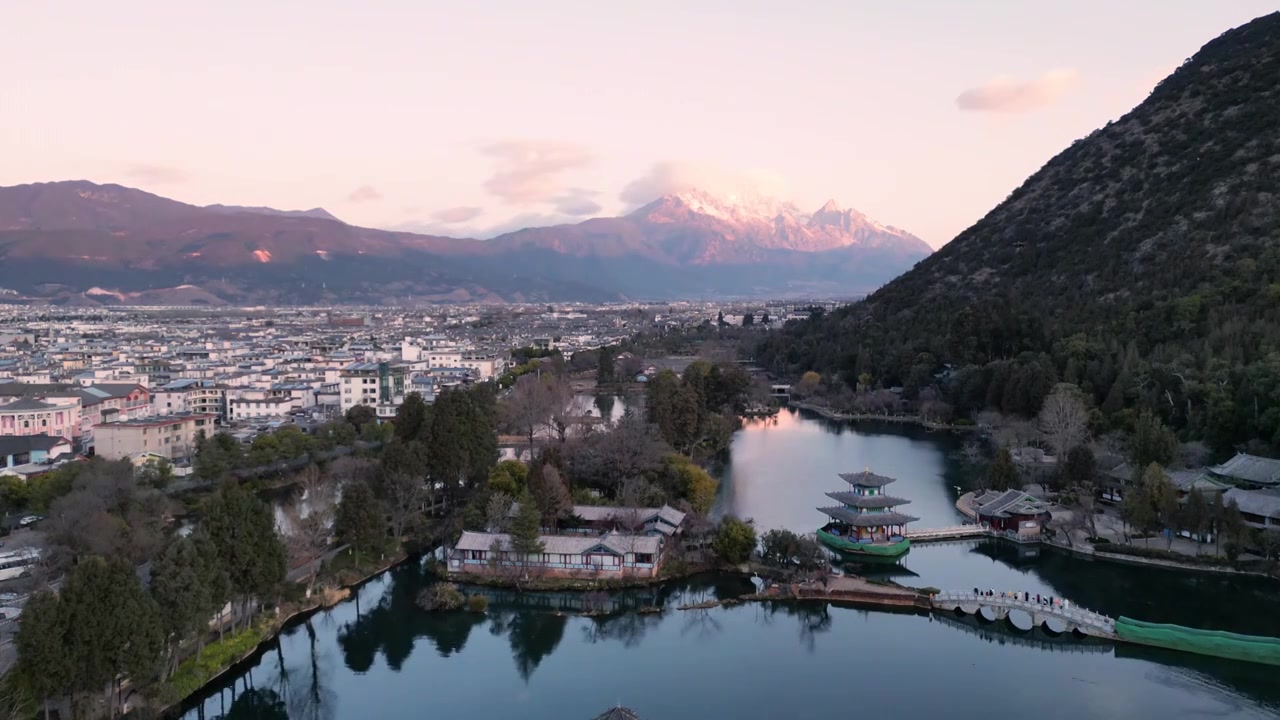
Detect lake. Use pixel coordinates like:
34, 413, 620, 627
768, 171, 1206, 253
181, 405, 1280, 719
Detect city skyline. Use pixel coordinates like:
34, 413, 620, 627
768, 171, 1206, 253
3, 0, 1274, 247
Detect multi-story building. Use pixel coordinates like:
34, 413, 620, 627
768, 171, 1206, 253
0, 396, 81, 440
339, 361, 409, 418
93, 412, 216, 461
152, 379, 227, 419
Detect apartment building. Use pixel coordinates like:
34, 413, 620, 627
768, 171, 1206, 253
93, 412, 216, 461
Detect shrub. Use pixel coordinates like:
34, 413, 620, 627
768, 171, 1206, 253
161, 625, 266, 703
467, 595, 489, 613
417, 582, 465, 611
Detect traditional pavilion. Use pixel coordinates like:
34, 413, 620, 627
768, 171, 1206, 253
817, 469, 918, 558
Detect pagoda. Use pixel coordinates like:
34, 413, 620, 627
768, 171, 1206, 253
816, 469, 918, 557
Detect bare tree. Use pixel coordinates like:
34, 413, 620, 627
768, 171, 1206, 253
1038, 383, 1091, 459
282, 465, 337, 595
503, 372, 572, 450
486, 491, 515, 533
381, 471, 426, 540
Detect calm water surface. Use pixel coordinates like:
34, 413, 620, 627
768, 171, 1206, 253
182, 404, 1280, 719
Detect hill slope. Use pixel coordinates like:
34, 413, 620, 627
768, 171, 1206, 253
759, 11, 1280, 452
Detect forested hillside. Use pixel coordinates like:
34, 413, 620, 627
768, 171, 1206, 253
757, 12, 1280, 455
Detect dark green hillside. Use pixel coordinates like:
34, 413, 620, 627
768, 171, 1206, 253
758, 12, 1280, 453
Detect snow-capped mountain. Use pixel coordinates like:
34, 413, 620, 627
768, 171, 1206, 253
0, 181, 931, 303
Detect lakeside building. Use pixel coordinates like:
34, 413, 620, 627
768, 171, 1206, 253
449, 503, 685, 578
1208, 453, 1280, 489
817, 470, 917, 558
969, 489, 1052, 534
451, 531, 664, 578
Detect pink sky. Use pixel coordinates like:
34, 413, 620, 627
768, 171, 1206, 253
2, 1, 1274, 248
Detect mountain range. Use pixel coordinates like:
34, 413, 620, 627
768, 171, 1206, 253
0, 182, 930, 305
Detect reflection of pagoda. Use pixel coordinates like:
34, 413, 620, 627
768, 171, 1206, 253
817, 469, 918, 558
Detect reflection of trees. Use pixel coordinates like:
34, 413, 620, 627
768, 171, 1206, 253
759, 601, 832, 652
337, 563, 486, 673
500, 609, 567, 681
223, 688, 289, 720
581, 610, 665, 648
594, 395, 616, 420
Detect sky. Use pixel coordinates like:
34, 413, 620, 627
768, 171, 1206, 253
3, 1, 1276, 248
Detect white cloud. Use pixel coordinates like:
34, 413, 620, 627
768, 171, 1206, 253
480, 140, 593, 204
619, 162, 787, 209
347, 185, 382, 203
123, 163, 188, 185
956, 68, 1081, 113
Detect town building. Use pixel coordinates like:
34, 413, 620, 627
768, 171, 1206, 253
339, 361, 409, 418
0, 434, 72, 469
93, 412, 216, 461
0, 396, 81, 441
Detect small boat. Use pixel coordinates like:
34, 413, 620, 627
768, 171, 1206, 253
816, 469, 918, 559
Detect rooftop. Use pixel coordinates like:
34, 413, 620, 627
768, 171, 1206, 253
454, 531, 661, 556
837, 470, 899, 488
98, 412, 216, 428
1210, 453, 1280, 487
817, 506, 918, 527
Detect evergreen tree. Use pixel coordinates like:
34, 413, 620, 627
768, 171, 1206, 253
1183, 489, 1211, 551
394, 392, 431, 443
1130, 410, 1179, 469
597, 346, 617, 385
742, 312, 754, 326
204, 483, 287, 628
335, 479, 385, 557
712, 517, 757, 565
510, 491, 545, 567
986, 447, 1021, 491
59, 557, 165, 716
150, 534, 227, 675
15, 591, 70, 720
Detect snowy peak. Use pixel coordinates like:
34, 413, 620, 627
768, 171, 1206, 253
629, 189, 929, 255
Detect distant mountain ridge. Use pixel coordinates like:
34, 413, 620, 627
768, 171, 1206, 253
0, 180, 929, 305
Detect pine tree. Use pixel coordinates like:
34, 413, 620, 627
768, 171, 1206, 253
986, 447, 1021, 491
510, 491, 545, 569
335, 479, 385, 558
394, 392, 431, 443
15, 590, 70, 720
204, 483, 286, 629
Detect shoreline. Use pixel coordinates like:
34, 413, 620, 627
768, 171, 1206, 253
789, 400, 979, 432
162, 550, 416, 718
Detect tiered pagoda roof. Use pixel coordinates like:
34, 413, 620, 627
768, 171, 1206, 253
818, 506, 918, 527
824, 491, 910, 509
818, 469, 918, 527
838, 470, 899, 487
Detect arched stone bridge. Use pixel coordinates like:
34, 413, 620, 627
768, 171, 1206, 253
931, 591, 1117, 639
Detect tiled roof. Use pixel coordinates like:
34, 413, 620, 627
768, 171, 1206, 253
837, 470, 898, 488
454, 531, 660, 556
1223, 487, 1280, 520
1210, 453, 1280, 487
817, 506, 917, 527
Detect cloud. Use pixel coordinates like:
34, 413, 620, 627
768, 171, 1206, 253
123, 163, 187, 185
552, 188, 602, 216
619, 162, 787, 209
347, 185, 382, 203
956, 68, 1081, 113
480, 140, 593, 204
431, 206, 484, 224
